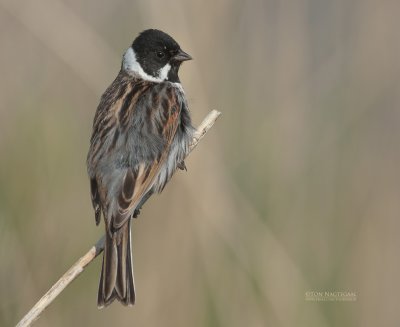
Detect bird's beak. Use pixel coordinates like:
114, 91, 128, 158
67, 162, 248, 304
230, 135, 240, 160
173, 49, 192, 62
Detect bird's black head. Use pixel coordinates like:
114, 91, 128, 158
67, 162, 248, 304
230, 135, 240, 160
123, 29, 192, 83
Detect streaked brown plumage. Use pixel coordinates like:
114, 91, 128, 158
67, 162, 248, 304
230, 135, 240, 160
87, 30, 194, 307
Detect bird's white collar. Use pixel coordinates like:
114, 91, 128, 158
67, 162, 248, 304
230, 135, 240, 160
122, 47, 171, 83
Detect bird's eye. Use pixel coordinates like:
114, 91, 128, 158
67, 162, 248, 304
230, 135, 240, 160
156, 51, 165, 58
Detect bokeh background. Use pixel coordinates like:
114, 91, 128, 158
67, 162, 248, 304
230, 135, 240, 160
1, 0, 400, 326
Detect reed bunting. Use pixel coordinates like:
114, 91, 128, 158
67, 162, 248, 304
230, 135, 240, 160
87, 29, 194, 308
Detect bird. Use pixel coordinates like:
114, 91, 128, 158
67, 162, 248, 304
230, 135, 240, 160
87, 29, 195, 308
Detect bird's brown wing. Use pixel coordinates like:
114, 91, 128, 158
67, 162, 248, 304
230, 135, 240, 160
88, 72, 152, 226
88, 72, 183, 230
111, 83, 182, 229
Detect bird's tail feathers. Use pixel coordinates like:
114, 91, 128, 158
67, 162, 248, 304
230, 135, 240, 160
98, 219, 135, 308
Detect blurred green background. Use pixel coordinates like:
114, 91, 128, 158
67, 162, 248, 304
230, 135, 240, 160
1, 0, 400, 326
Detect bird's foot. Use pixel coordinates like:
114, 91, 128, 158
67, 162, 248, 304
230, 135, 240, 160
177, 161, 187, 171
133, 208, 141, 218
